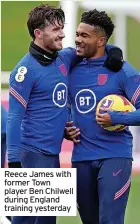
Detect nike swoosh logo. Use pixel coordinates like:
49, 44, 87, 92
44, 55, 51, 60
113, 169, 122, 176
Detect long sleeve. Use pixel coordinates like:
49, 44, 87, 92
109, 63, 140, 126
59, 47, 82, 69
109, 110, 140, 126
60, 45, 122, 70
7, 65, 35, 162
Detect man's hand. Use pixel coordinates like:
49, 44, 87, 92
64, 121, 80, 143
104, 48, 123, 72
96, 108, 112, 127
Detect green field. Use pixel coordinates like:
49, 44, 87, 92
1, 1, 140, 223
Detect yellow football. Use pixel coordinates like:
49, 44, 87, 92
96, 94, 133, 131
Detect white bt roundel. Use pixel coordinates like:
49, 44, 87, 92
75, 89, 96, 113
53, 83, 67, 107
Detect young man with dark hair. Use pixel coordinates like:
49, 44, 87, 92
67, 9, 140, 224
7, 4, 123, 224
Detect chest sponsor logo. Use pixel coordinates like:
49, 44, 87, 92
75, 89, 96, 114
53, 83, 67, 107
98, 74, 108, 85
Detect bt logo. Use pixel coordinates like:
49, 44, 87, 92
75, 89, 96, 113
53, 83, 67, 107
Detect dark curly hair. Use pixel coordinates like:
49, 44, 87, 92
81, 9, 115, 40
27, 4, 65, 39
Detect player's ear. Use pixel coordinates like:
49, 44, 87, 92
98, 36, 106, 47
34, 29, 42, 39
